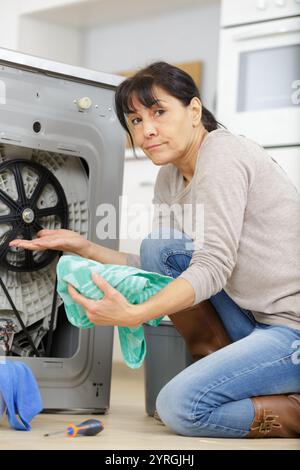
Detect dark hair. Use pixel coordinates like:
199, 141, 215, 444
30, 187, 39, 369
114, 61, 222, 148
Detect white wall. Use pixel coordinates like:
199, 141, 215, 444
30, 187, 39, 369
0, 0, 21, 50
18, 16, 83, 65
0, 0, 83, 65
19, 0, 87, 15
83, 0, 221, 110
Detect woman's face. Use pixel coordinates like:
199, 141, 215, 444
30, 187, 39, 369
127, 86, 202, 166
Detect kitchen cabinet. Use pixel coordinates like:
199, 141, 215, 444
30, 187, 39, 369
119, 156, 160, 255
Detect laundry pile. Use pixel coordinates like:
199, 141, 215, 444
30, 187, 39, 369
57, 255, 174, 368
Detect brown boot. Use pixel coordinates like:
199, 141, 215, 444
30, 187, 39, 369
247, 394, 300, 438
168, 300, 231, 362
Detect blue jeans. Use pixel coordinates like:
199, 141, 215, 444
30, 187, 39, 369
140, 229, 300, 437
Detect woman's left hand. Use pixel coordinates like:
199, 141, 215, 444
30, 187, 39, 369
68, 272, 142, 327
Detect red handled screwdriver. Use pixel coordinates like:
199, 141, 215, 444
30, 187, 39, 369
44, 419, 104, 438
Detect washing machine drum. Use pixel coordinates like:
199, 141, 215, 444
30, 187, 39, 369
0, 151, 89, 356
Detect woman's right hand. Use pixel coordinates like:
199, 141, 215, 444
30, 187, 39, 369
9, 229, 90, 257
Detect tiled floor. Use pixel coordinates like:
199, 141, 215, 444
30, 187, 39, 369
0, 362, 299, 450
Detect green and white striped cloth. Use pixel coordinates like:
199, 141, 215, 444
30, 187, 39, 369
56, 255, 173, 368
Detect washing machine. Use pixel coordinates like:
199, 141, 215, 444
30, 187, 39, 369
0, 47, 125, 412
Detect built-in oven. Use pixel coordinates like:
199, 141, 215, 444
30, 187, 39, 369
217, 0, 300, 190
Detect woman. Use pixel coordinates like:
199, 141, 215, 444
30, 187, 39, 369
10, 62, 300, 438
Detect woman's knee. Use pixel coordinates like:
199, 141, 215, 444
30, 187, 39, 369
155, 379, 212, 437
140, 228, 187, 273
140, 233, 162, 273
155, 381, 189, 435
140, 228, 193, 273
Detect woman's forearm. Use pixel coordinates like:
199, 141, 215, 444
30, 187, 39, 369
80, 240, 128, 265
136, 277, 196, 324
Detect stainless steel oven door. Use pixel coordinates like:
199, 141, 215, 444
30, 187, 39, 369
217, 16, 300, 147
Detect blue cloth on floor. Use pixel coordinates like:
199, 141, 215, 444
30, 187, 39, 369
0, 361, 43, 431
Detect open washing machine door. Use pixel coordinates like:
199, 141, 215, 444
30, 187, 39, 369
0, 48, 125, 412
